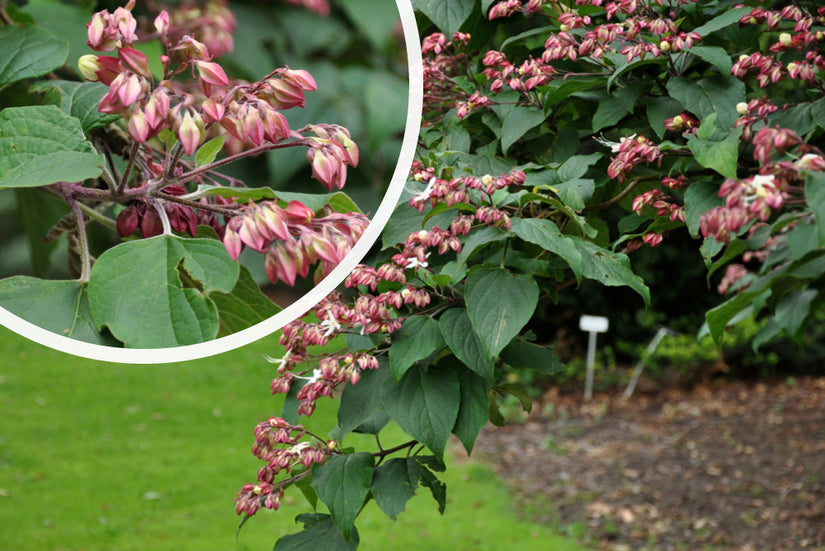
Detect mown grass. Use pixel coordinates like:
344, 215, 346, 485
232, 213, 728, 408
0, 326, 587, 551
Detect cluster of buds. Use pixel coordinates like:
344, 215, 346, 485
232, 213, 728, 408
421, 32, 474, 122
631, 188, 685, 223
664, 113, 698, 133
117, 185, 199, 238
488, 0, 547, 20
602, 134, 662, 182
734, 5, 825, 87
165, 0, 237, 59
734, 97, 780, 141
282, 0, 331, 16
268, 292, 395, 416
700, 174, 788, 243
408, 162, 526, 214
235, 417, 331, 517
222, 201, 369, 286
456, 91, 490, 120
305, 124, 360, 191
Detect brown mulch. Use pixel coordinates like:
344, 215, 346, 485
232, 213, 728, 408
471, 377, 825, 551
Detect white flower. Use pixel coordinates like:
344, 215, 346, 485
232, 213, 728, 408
595, 133, 636, 153
263, 349, 291, 367
411, 177, 436, 203
319, 312, 342, 337
404, 253, 430, 270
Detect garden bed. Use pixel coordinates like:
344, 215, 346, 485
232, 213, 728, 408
472, 377, 825, 550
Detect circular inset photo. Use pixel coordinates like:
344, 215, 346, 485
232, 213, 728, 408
0, 0, 421, 362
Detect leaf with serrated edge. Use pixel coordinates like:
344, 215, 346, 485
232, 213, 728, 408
273, 513, 359, 551
465, 267, 539, 358
87, 236, 239, 348
389, 315, 445, 380
0, 106, 104, 190
311, 453, 374, 541
439, 308, 494, 381
0, 277, 119, 346
0, 26, 67, 89
383, 365, 460, 459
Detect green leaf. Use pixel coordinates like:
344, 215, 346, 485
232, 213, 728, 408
452, 368, 489, 454
572, 238, 650, 305
412, 0, 476, 36
273, 513, 359, 551
558, 153, 603, 181
383, 365, 460, 459
194, 186, 361, 214
311, 453, 375, 541
465, 267, 539, 358
806, 171, 825, 244
371, 458, 421, 520
0, 105, 105, 190
295, 474, 319, 511
0, 277, 119, 346
195, 135, 227, 167
692, 7, 753, 37
455, 225, 507, 268
21, 0, 94, 78
87, 236, 240, 348
686, 121, 742, 179
706, 289, 771, 344
494, 382, 533, 414
509, 218, 583, 280
336, 362, 392, 438
542, 77, 606, 107
439, 308, 495, 381
0, 25, 67, 89
774, 289, 817, 339
684, 179, 723, 237
29, 80, 120, 134
666, 76, 746, 130
14, 188, 66, 277
389, 315, 445, 380
647, 96, 684, 139
501, 106, 545, 155
500, 339, 565, 376
210, 264, 281, 336
364, 71, 409, 149
593, 96, 631, 132
417, 463, 447, 514
689, 46, 732, 76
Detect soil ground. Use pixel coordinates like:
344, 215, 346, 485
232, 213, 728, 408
470, 377, 825, 551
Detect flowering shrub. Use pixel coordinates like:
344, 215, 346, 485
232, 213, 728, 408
0, 0, 368, 348
238, 0, 825, 549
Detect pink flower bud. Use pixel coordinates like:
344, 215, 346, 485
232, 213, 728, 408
112, 6, 138, 45
265, 242, 299, 286
126, 106, 150, 142
118, 48, 152, 80
283, 201, 314, 224
223, 224, 243, 260
177, 110, 204, 156
260, 104, 290, 143
195, 61, 229, 87
265, 79, 307, 110
154, 11, 169, 37
144, 88, 170, 130
170, 36, 212, 61
201, 97, 225, 123
280, 68, 317, 91
87, 11, 116, 51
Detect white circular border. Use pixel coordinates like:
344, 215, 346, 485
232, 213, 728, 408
0, 0, 423, 364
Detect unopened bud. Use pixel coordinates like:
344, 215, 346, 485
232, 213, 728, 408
736, 102, 749, 115
660, 40, 670, 51
779, 32, 793, 47
78, 55, 101, 81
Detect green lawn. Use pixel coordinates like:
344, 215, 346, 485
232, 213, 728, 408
0, 325, 587, 551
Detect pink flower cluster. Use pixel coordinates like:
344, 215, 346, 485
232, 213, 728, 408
282, 0, 331, 16
700, 126, 824, 244
165, 0, 237, 59
605, 135, 662, 182
733, 5, 825, 87
488, 0, 547, 20
223, 201, 370, 286
235, 417, 330, 517
79, 3, 319, 158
